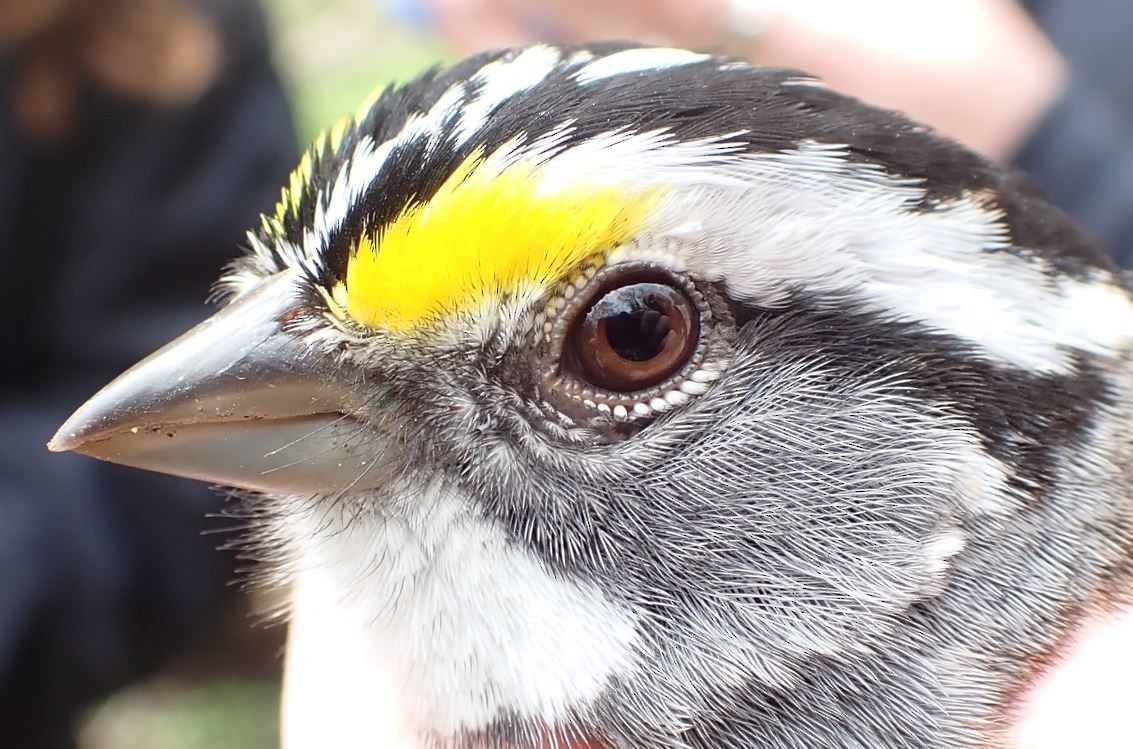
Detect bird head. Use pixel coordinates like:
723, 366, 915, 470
51, 44, 1133, 749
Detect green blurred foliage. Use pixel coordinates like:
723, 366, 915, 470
267, 0, 454, 144
81, 681, 281, 749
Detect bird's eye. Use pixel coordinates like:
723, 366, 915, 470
569, 281, 699, 391
536, 262, 732, 424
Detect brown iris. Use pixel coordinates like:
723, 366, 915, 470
569, 280, 699, 392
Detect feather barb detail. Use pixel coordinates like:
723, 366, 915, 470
341, 149, 661, 331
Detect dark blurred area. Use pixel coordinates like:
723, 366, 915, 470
1016, 0, 1133, 263
0, 0, 295, 746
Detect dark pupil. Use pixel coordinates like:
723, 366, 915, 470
603, 295, 670, 361
585, 284, 673, 360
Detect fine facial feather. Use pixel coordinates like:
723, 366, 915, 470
278, 479, 642, 740
212, 43, 1133, 749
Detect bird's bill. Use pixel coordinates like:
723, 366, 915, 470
48, 270, 385, 494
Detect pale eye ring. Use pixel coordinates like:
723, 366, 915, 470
536, 262, 728, 423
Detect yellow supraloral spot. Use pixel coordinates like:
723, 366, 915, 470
342, 151, 661, 332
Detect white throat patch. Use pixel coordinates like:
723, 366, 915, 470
279, 481, 640, 746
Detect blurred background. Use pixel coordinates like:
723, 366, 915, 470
2, 2, 450, 748
263, 0, 450, 145
2, 0, 1129, 747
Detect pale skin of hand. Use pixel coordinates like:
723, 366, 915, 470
426, 0, 1066, 162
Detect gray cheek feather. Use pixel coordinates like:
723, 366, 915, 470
437, 315, 1133, 749
466, 346, 975, 738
